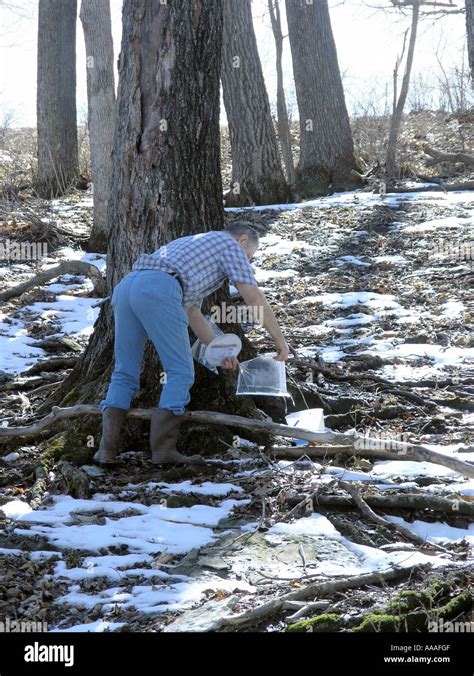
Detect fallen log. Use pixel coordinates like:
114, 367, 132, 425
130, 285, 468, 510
1, 404, 474, 479
304, 492, 474, 518
423, 146, 474, 167
0, 260, 105, 302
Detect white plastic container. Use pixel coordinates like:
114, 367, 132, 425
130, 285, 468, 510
204, 333, 242, 366
236, 354, 289, 397
285, 408, 325, 446
191, 317, 241, 373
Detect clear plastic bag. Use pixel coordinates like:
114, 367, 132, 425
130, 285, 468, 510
236, 354, 289, 397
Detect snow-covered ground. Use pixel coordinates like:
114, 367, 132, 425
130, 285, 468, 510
1, 186, 473, 631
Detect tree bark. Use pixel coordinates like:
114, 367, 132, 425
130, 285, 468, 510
285, 0, 361, 196
221, 0, 290, 206
79, 0, 116, 253
268, 0, 295, 185
385, 0, 420, 180
45, 0, 276, 454
466, 0, 474, 84
37, 0, 79, 198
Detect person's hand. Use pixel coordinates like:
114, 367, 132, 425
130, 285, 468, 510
273, 339, 289, 361
221, 356, 240, 370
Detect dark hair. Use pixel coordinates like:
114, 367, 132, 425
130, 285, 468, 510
224, 221, 259, 245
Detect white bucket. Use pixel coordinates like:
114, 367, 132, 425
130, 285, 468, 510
285, 408, 325, 445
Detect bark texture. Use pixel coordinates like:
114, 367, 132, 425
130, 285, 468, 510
222, 0, 290, 206
268, 0, 295, 185
285, 0, 361, 196
80, 0, 116, 253
466, 0, 474, 83
37, 0, 79, 198
46, 0, 276, 454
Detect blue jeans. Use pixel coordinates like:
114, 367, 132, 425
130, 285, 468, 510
100, 269, 194, 415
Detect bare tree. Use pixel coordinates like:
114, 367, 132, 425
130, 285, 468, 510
221, 0, 290, 206
466, 0, 474, 82
268, 0, 295, 185
385, 0, 420, 180
37, 0, 78, 197
285, 0, 362, 196
80, 0, 116, 253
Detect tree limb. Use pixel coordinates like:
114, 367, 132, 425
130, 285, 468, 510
0, 260, 105, 302
1, 405, 474, 479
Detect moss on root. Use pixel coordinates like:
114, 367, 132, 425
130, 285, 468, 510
41, 415, 102, 467
352, 575, 472, 633
286, 574, 472, 634
352, 611, 427, 633
285, 614, 342, 633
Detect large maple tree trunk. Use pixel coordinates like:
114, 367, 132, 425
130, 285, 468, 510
221, 0, 290, 206
47, 0, 277, 457
285, 0, 362, 196
80, 0, 116, 253
36, 0, 79, 198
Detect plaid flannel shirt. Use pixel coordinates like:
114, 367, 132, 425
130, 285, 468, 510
132, 230, 257, 308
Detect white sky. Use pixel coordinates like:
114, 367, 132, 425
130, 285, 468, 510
0, 0, 468, 127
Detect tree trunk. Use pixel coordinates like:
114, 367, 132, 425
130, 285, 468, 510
285, 0, 361, 196
221, 0, 290, 206
37, 0, 79, 198
268, 0, 295, 185
79, 0, 116, 253
466, 0, 474, 84
385, 0, 420, 180
46, 0, 276, 457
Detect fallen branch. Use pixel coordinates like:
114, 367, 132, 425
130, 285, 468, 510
286, 491, 474, 517
290, 357, 437, 408
269, 444, 474, 479
423, 146, 474, 167
2, 404, 474, 479
0, 260, 105, 302
22, 357, 79, 376
165, 563, 430, 631
0, 373, 64, 392
339, 481, 427, 545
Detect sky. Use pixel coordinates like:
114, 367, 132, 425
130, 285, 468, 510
0, 0, 469, 128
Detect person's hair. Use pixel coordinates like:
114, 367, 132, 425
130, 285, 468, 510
224, 221, 259, 246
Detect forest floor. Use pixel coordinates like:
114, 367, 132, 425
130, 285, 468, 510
0, 184, 473, 632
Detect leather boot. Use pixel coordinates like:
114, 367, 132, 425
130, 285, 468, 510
93, 407, 128, 466
150, 407, 204, 465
